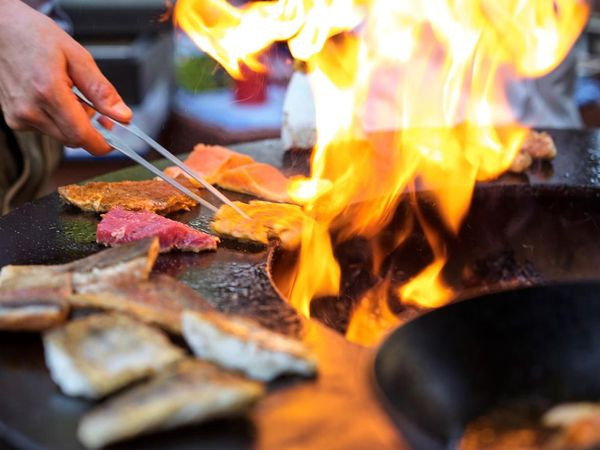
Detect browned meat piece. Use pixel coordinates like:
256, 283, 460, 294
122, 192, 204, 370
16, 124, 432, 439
510, 131, 557, 173
78, 359, 264, 449
211, 200, 305, 250
58, 177, 199, 215
70, 274, 213, 334
44, 313, 184, 399
0, 270, 71, 331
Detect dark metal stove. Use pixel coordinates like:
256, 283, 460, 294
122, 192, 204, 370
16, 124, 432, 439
2, 129, 600, 449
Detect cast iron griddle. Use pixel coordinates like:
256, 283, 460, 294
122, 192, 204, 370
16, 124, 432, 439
1, 130, 600, 449
0, 139, 404, 450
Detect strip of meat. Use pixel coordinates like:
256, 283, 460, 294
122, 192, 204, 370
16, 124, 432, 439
0, 238, 159, 295
44, 313, 184, 400
70, 274, 213, 334
58, 176, 198, 215
182, 309, 317, 381
77, 359, 264, 449
211, 200, 305, 250
215, 163, 291, 203
0, 270, 71, 331
97, 208, 219, 253
164, 143, 254, 184
164, 144, 292, 203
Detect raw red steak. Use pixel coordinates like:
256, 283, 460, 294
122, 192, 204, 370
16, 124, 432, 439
97, 208, 219, 253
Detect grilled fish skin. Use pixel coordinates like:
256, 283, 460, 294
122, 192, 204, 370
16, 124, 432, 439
182, 309, 317, 381
70, 274, 213, 334
0, 238, 160, 296
211, 200, 305, 250
77, 359, 264, 449
44, 313, 184, 399
58, 177, 199, 215
0, 270, 71, 331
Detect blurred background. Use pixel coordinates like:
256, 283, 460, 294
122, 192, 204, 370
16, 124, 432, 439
45, 0, 600, 194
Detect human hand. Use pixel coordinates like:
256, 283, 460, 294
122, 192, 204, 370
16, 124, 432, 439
0, 0, 132, 155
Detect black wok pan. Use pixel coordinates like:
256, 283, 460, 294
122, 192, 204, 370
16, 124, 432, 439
373, 282, 600, 449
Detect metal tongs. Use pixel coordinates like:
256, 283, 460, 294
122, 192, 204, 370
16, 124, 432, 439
73, 88, 249, 219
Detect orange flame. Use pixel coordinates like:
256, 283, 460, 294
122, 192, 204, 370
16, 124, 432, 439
175, 0, 588, 344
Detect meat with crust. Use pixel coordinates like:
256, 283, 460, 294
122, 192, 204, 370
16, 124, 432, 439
78, 359, 264, 449
97, 208, 219, 253
211, 200, 305, 250
183, 309, 317, 381
43, 313, 184, 399
58, 177, 198, 215
70, 274, 213, 334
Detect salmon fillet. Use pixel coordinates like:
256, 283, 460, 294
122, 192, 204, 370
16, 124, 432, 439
70, 274, 213, 334
210, 200, 305, 250
58, 177, 198, 215
78, 359, 264, 449
97, 208, 219, 253
164, 144, 291, 202
164, 143, 254, 184
215, 163, 291, 203
44, 313, 184, 399
182, 309, 317, 381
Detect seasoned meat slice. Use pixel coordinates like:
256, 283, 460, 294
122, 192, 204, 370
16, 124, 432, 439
58, 177, 198, 214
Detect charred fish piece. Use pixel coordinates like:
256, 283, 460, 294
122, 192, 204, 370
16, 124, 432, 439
70, 274, 213, 334
0, 238, 160, 295
78, 359, 264, 449
182, 309, 317, 381
44, 313, 184, 399
0, 270, 71, 331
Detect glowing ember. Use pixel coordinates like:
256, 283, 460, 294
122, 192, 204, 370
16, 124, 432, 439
175, 0, 588, 344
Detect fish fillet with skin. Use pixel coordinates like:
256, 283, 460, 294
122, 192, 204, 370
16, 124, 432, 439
58, 176, 198, 215
78, 359, 264, 449
182, 309, 317, 381
211, 200, 305, 250
0, 239, 158, 329
0, 270, 72, 331
97, 208, 219, 253
70, 274, 213, 334
44, 313, 184, 399
164, 144, 291, 202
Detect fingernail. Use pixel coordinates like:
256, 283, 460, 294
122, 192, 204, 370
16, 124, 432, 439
113, 102, 132, 119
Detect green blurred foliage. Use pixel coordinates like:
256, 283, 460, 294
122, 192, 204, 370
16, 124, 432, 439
176, 57, 232, 92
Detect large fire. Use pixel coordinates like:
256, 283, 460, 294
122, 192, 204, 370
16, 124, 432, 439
175, 0, 588, 344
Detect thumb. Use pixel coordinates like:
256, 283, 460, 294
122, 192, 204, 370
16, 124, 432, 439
65, 43, 132, 123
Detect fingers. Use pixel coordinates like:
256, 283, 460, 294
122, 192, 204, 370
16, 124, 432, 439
65, 43, 132, 124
